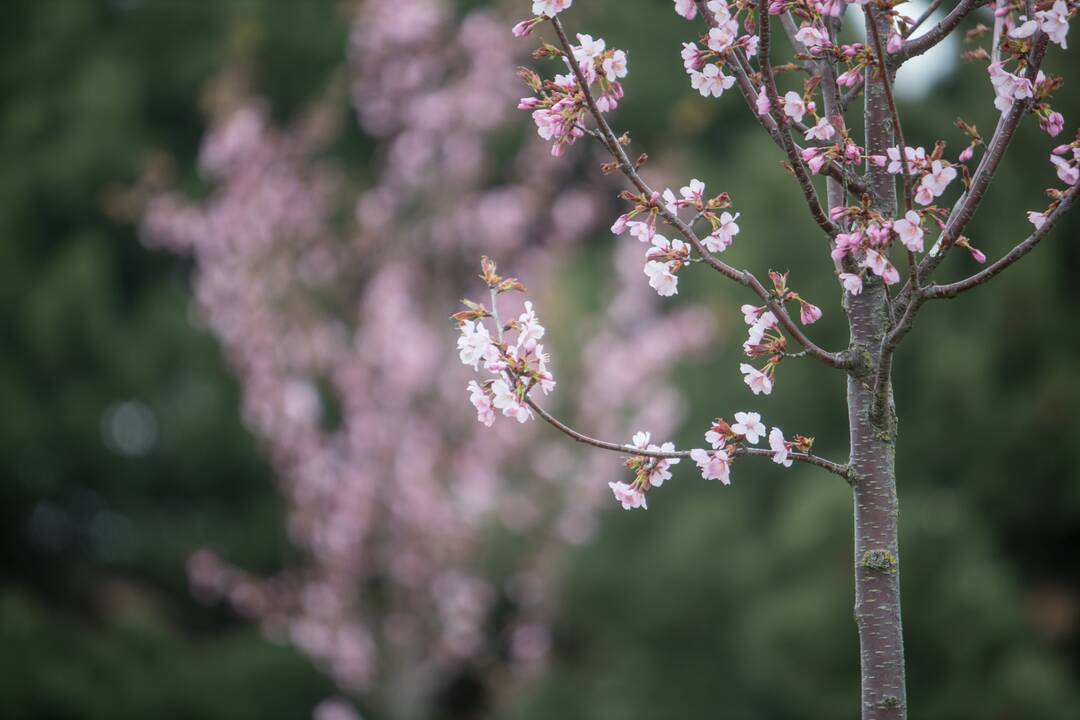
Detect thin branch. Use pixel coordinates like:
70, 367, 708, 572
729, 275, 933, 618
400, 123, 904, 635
903, 0, 945, 38
549, 15, 852, 370
757, 11, 842, 239
898, 35, 1049, 307
991, 0, 1006, 65
894, 0, 988, 65
524, 396, 853, 479
866, 4, 921, 291
694, 0, 867, 199
924, 183, 1079, 299
839, 82, 865, 114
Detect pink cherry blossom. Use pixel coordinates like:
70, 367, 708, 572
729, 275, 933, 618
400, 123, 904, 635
1009, 18, 1039, 39
574, 33, 606, 62
741, 303, 762, 325
644, 260, 679, 296
988, 62, 1034, 113
608, 481, 647, 510
491, 378, 532, 423
603, 50, 629, 82
704, 211, 740, 252
769, 427, 793, 467
916, 160, 958, 204
864, 248, 900, 285
1050, 154, 1079, 185
893, 210, 924, 252
467, 381, 496, 426
839, 272, 864, 295
1036, 0, 1071, 49
532, 0, 572, 18
690, 447, 731, 484
681, 42, 706, 71
782, 91, 807, 123
731, 411, 766, 443
804, 117, 836, 142
631, 431, 680, 486
707, 20, 740, 53
673, 0, 698, 19
794, 24, 829, 52
740, 363, 773, 395
886, 145, 925, 174
691, 64, 736, 98
1027, 210, 1048, 229
458, 319, 493, 369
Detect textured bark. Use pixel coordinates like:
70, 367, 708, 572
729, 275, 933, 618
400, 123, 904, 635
847, 10, 907, 719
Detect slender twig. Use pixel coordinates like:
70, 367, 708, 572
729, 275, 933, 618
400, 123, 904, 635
924, 183, 1079, 299
991, 0, 1005, 65
549, 15, 852, 370
694, 0, 867, 198
897, 35, 1048, 308
866, 4, 921, 292
894, 0, 988, 65
524, 396, 852, 479
757, 11, 841, 239
873, 34, 1052, 421
903, 0, 945, 38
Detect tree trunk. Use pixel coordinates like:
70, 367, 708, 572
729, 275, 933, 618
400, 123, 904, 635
847, 10, 907, 719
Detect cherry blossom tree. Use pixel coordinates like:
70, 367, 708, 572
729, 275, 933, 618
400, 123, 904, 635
457, 1, 1077, 717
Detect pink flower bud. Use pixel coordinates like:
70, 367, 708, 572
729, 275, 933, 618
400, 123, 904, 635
512, 19, 535, 38
958, 146, 974, 162
799, 302, 823, 325
886, 32, 902, 54
1041, 111, 1064, 138
755, 88, 771, 116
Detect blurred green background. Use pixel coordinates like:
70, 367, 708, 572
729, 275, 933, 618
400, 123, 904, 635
2, 0, 1078, 718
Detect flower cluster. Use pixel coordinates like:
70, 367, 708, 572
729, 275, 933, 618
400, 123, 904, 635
607, 411, 813, 510
609, 431, 680, 509
612, 179, 740, 297
736, 272, 821, 394
800, 116, 867, 176
867, 144, 960, 206
456, 258, 555, 425
1005, 1, 1072, 50
515, 29, 629, 155
988, 2, 1071, 131
677, 2, 759, 99
1030, 133, 1080, 227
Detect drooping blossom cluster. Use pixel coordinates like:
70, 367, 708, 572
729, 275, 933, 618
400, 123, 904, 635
676, 1, 759, 99
975, 1, 1071, 135
517, 30, 628, 155
609, 178, 739, 296
735, 271, 822, 395
456, 258, 556, 425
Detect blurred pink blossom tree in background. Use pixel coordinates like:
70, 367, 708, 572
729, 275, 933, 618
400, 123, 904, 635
137, 0, 712, 716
